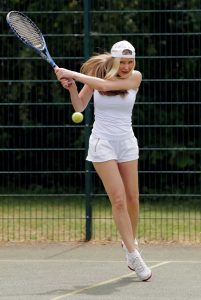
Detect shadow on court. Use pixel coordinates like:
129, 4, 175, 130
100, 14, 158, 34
0, 242, 200, 300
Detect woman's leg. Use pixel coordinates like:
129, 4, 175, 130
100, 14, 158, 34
93, 160, 135, 253
118, 160, 139, 240
93, 159, 152, 281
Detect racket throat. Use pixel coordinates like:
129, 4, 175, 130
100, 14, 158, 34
40, 48, 57, 68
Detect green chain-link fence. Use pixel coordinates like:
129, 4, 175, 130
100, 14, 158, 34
0, 0, 200, 242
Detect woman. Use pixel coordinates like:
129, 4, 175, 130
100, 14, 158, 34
55, 40, 152, 281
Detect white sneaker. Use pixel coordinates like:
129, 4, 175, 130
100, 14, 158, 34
127, 249, 152, 281
121, 239, 139, 251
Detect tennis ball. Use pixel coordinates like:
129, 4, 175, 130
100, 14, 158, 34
72, 112, 84, 123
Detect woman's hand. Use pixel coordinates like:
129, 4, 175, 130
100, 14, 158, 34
60, 78, 75, 90
54, 67, 76, 90
54, 67, 75, 81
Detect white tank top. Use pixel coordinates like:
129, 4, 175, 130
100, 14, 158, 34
92, 89, 138, 140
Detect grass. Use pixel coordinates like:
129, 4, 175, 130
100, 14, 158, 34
0, 196, 200, 243
92, 197, 201, 243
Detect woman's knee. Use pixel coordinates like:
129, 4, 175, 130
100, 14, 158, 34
110, 192, 127, 211
126, 192, 139, 205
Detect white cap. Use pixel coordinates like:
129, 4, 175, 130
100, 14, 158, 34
111, 40, 135, 58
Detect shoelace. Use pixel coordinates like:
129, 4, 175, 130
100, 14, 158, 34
129, 253, 146, 273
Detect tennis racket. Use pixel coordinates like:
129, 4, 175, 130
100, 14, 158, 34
6, 11, 57, 68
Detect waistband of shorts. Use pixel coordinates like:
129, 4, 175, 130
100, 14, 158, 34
91, 131, 134, 141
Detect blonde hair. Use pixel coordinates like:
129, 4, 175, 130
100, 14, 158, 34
80, 53, 127, 96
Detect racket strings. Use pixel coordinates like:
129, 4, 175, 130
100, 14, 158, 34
9, 14, 44, 50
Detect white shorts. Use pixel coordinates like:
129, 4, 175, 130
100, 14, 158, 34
86, 134, 139, 163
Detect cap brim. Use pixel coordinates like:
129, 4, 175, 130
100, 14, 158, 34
111, 53, 135, 58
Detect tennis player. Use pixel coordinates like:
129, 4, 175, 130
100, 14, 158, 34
55, 40, 152, 281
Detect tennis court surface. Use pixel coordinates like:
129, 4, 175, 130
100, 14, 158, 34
0, 242, 200, 300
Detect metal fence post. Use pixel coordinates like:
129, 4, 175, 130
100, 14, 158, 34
84, 0, 92, 241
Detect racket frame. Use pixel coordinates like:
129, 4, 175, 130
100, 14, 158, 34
6, 11, 57, 68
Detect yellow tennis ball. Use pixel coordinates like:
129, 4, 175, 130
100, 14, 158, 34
72, 112, 84, 123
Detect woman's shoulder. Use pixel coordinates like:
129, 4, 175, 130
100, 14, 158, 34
131, 70, 142, 79
129, 70, 142, 89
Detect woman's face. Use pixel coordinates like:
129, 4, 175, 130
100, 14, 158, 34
117, 58, 135, 78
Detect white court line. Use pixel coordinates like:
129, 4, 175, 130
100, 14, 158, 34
0, 259, 152, 263
0, 259, 200, 263
50, 261, 170, 300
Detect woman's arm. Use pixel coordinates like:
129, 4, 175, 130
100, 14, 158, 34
59, 78, 93, 112
55, 68, 142, 91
